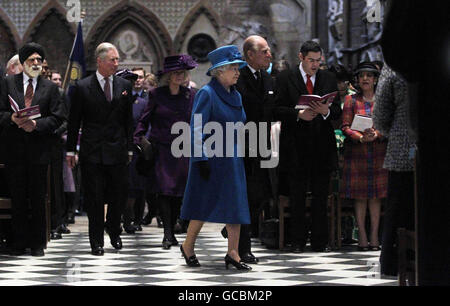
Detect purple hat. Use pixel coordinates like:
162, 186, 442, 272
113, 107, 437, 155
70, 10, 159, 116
157, 54, 198, 77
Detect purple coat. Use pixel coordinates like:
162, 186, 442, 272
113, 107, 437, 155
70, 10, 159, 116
134, 86, 194, 196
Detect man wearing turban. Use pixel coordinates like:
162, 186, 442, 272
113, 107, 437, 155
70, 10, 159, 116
0, 42, 66, 256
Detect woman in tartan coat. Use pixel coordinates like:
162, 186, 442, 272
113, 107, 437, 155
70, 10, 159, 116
340, 62, 388, 251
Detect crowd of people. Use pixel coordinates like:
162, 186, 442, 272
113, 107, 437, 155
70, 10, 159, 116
0, 36, 415, 276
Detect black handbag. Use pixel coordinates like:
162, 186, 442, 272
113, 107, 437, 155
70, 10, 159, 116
135, 137, 156, 177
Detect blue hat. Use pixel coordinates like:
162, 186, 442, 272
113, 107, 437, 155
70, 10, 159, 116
206, 45, 247, 76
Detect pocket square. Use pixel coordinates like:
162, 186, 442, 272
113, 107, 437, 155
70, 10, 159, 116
268, 91, 274, 95
122, 90, 128, 96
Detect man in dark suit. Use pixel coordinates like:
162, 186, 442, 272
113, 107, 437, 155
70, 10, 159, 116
66, 42, 134, 256
0, 42, 65, 256
233, 35, 275, 264
275, 41, 341, 253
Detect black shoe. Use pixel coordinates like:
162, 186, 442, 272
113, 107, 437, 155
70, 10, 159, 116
124, 224, 136, 234
51, 231, 62, 240
31, 248, 44, 257
357, 245, 370, 252
180, 245, 201, 267
91, 246, 104, 256
225, 254, 252, 271
171, 236, 179, 246
312, 246, 332, 253
57, 224, 71, 234
162, 238, 172, 249
110, 236, 122, 250
221, 226, 228, 239
10, 248, 26, 256
134, 224, 143, 232
369, 245, 381, 251
291, 244, 304, 253
240, 252, 259, 264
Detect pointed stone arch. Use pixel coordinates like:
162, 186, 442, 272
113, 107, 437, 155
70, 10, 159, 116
21, 0, 76, 75
22, 0, 77, 44
173, 0, 221, 54
0, 7, 22, 66
84, 0, 172, 73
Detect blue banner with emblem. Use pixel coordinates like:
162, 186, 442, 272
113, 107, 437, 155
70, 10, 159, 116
63, 21, 86, 96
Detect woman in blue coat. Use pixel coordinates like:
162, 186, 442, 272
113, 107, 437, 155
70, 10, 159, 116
180, 45, 251, 270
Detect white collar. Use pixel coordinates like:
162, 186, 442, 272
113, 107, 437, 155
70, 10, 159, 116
96, 70, 113, 83
23, 72, 38, 85
247, 65, 259, 78
299, 62, 316, 81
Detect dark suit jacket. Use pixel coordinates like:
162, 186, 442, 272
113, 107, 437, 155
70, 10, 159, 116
274, 67, 341, 177
236, 66, 275, 165
236, 66, 275, 203
66, 74, 133, 165
0, 74, 65, 165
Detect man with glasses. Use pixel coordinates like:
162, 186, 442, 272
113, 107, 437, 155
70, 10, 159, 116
0, 42, 65, 256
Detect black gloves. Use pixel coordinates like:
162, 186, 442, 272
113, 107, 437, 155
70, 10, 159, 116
198, 161, 210, 180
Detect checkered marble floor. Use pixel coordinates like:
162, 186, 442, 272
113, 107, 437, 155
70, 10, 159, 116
0, 218, 397, 286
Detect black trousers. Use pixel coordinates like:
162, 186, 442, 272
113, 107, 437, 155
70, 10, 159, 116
49, 144, 65, 230
380, 171, 415, 276
288, 170, 330, 249
81, 162, 128, 249
6, 163, 48, 250
239, 165, 272, 255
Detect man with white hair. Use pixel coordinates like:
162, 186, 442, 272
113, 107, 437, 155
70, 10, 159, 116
6, 54, 23, 76
66, 42, 134, 256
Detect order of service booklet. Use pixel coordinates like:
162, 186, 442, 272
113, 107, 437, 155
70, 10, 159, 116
9, 94, 41, 120
295, 91, 338, 110
350, 114, 373, 132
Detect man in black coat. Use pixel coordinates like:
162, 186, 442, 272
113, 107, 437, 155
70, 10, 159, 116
0, 42, 65, 256
274, 41, 341, 253
233, 35, 275, 264
66, 42, 134, 256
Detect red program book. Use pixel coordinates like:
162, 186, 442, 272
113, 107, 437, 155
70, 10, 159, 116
9, 94, 41, 119
295, 91, 338, 110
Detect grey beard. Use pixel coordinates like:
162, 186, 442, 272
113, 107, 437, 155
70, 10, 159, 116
24, 64, 42, 78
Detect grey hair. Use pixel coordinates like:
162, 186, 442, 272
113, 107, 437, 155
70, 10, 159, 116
159, 70, 188, 87
209, 65, 229, 78
6, 54, 20, 69
95, 42, 118, 60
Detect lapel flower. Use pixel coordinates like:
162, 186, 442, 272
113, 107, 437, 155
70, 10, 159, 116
122, 90, 128, 96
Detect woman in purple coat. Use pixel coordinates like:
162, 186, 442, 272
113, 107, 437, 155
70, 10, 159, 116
134, 55, 197, 249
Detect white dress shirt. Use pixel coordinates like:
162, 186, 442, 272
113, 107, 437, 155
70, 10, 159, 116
23, 72, 38, 95
67, 71, 133, 158
247, 64, 259, 79
298, 62, 330, 120
96, 70, 113, 99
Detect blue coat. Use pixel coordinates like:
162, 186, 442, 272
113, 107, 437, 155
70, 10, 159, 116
181, 78, 250, 224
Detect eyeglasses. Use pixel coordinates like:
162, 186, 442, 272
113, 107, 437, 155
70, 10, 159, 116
27, 57, 43, 64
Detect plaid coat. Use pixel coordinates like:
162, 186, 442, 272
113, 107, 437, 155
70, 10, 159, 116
340, 94, 388, 199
